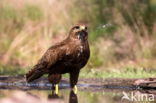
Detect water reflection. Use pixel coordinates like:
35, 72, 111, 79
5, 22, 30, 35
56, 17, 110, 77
46, 89, 156, 103
48, 92, 60, 99
1, 89, 156, 103
48, 90, 78, 103
69, 90, 78, 103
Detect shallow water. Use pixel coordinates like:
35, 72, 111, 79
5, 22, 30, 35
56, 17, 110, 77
0, 89, 139, 103
0, 85, 156, 103
0, 76, 156, 103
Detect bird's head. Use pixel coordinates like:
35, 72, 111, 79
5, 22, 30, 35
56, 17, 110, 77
69, 24, 88, 42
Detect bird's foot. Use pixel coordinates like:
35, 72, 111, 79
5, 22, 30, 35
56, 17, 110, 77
73, 85, 77, 94
55, 84, 59, 94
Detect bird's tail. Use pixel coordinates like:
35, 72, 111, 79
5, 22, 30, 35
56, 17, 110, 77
26, 65, 45, 83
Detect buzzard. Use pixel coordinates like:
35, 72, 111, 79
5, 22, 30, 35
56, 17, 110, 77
26, 24, 90, 94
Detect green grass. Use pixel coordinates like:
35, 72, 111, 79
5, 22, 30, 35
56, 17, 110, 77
79, 68, 156, 78
0, 65, 27, 76
24, 4, 43, 21
1, 65, 155, 78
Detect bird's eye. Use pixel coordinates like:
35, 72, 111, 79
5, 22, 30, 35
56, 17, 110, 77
75, 26, 80, 29
85, 27, 87, 30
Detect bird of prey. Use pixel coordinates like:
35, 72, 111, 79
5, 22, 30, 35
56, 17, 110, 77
26, 24, 90, 94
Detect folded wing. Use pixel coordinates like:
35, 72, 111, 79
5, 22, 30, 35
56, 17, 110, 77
26, 44, 66, 82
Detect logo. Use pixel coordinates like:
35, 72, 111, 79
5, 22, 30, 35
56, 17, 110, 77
121, 91, 154, 101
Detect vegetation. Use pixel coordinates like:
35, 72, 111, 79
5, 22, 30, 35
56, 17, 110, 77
0, 0, 156, 78
1, 65, 156, 78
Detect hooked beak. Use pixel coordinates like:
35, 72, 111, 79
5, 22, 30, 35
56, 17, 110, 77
77, 30, 87, 41
80, 26, 85, 31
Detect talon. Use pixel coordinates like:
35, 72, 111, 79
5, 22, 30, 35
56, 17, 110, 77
73, 85, 77, 94
55, 84, 59, 94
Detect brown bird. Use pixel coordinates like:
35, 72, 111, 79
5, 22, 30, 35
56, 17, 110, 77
26, 24, 90, 94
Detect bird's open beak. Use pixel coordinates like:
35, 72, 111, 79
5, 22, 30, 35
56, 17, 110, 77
80, 26, 85, 31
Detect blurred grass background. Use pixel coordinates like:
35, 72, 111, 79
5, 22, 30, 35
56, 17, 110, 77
0, 0, 156, 78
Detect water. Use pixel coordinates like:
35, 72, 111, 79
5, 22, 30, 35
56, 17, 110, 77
0, 82, 156, 103
0, 89, 135, 103
0, 76, 156, 103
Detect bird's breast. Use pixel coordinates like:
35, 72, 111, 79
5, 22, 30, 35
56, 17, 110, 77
68, 43, 89, 67
77, 45, 83, 57
50, 42, 90, 74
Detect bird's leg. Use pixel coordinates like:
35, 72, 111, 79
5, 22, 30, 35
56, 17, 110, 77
73, 85, 77, 94
70, 70, 80, 94
48, 74, 61, 95
55, 84, 59, 94
51, 84, 58, 94
51, 84, 55, 94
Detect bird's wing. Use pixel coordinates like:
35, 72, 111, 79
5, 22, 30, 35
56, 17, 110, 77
41, 45, 66, 69
26, 44, 67, 82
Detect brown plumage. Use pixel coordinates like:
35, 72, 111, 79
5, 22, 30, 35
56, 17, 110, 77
26, 24, 90, 89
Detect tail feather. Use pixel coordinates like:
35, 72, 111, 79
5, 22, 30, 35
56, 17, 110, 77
26, 60, 48, 83
26, 65, 45, 82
